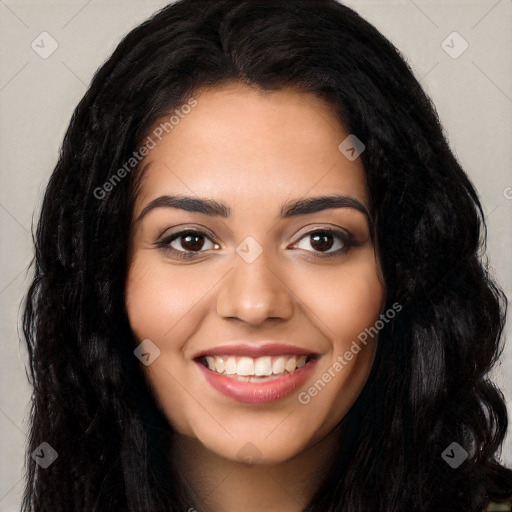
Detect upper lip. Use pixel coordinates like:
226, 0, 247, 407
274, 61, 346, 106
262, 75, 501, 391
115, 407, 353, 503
193, 343, 318, 359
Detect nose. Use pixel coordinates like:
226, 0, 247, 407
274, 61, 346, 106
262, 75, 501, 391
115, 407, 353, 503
216, 249, 295, 326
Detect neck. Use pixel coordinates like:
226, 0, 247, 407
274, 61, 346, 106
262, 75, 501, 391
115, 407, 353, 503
170, 422, 344, 512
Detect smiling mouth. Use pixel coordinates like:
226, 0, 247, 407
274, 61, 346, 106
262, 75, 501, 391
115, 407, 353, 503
197, 354, 316, 383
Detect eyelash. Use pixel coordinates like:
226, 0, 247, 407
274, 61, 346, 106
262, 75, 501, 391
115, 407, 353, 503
155, 228, 360, 260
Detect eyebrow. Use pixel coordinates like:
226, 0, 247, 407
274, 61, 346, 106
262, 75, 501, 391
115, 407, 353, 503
135, 194, 371, 223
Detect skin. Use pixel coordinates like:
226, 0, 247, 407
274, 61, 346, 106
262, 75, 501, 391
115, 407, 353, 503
125, 82, 385, 512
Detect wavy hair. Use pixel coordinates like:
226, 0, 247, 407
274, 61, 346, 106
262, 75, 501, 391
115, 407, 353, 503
22, 0, 512, 510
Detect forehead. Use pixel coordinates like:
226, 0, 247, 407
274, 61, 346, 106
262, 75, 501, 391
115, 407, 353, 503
134, 83, 368, 212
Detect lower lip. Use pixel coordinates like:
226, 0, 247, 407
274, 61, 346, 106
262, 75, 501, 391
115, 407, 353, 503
196, 359, 317, 403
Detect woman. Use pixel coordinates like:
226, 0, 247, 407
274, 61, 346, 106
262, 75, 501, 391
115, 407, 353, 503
22, 0, 512, 510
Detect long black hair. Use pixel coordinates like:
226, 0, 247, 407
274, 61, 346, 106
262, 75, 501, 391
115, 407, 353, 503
22, 0, 512, 510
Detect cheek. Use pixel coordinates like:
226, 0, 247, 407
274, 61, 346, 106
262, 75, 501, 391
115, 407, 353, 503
295, 259, 384, 436
304, 257, 385, 349
125, 256, 211, 433
125, 254, 214, 343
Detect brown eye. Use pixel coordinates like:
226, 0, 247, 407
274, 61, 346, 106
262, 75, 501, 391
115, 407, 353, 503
157, 230, 219, 259
309, 232, 336, 252
293, 229, 356, 258
178, 233, 206, 252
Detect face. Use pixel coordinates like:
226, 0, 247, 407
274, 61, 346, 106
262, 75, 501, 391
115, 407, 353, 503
125, 83, 385, 464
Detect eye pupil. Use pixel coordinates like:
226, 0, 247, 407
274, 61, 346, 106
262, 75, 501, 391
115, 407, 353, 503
310, 232, 334, 252
181, 234, 204, 251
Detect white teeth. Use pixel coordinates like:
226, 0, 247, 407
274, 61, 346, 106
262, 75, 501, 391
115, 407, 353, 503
202, 354, 311, 377
285, 356, 297, 373
237, 357, 254, 376
254, 356, 272, 376
214, 357, 225, 373
225, 357, 237, 375
205, 356, 215, 370
272, 357, 285, 374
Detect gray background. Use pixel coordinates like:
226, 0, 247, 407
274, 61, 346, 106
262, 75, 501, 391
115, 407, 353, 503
1, 1, 511, 510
